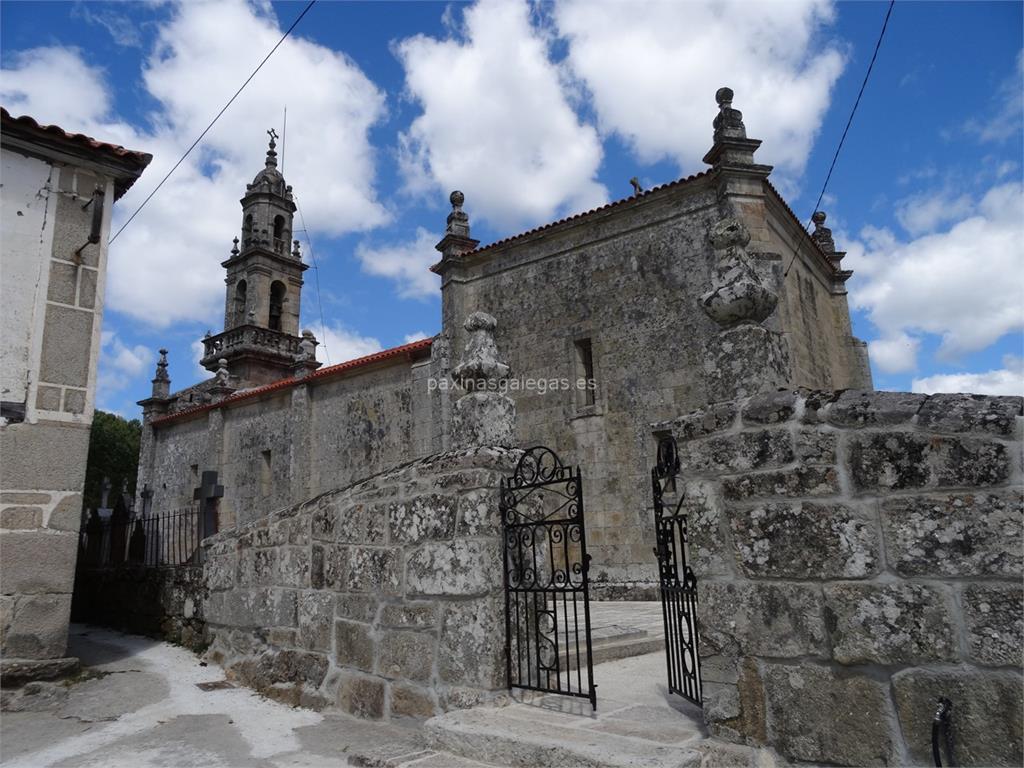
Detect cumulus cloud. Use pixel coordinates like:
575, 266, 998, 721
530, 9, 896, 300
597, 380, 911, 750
895, 190, 974, 237
868, 333, 920, 374
97, 331, 154, 406
1, 0, 388, 329
316, 325, 382, 366
553, 0, 845, 181
355, 227, 441, 300
912, 355, 1024, 396
403, 331, 430, 343
396, 0, 607, 229
846, 181, 1024, 366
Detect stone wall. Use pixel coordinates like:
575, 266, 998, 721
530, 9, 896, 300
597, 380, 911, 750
140, 341, 436, 529
656, 389, 1023, 766
1, 144, 138, 683
70, 565, 207, 651
202, 446, 517, 719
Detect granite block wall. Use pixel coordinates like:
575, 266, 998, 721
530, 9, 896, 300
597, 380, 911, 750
655, 389, 1023, 766
71, 565, 207, 651
202, 446, 518, 720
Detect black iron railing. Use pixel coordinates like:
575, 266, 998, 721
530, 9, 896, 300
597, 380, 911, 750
78, 507, 205, 569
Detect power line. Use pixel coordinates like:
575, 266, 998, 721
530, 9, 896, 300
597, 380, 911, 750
292, 192, 331, 365
109, 0, 317, 244
786, 0, 896, 277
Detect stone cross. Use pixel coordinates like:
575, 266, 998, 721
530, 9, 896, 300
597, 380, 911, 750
193, 470, 224, 538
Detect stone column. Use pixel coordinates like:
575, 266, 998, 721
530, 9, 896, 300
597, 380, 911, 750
699, 217, 792, 402
450, 312, 515, 449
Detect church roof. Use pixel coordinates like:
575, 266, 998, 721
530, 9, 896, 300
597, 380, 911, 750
151, 337, 434, 427
432, 168, 837, 275
1, 108, 152, 199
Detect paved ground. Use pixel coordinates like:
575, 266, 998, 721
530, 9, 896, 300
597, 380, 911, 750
1, 625, 429, 768
1, 607, 770, 767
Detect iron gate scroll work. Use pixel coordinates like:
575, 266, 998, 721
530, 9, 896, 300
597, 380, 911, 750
500, 447, 597, 709
652, 435, 703, 706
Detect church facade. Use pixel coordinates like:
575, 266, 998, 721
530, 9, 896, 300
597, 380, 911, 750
136, 89, 871, 594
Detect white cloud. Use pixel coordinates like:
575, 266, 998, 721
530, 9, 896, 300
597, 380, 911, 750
868, 333, 920, 374
957, 50, 1023, 144
553, 0, 845, 182
0, 47, 112, 129
895, 190, 974, 237
403, 331, 430, 343
1, 0, 389, 329
396, 0, 607, 229
847, 182, 1024, 363
316, 325, 382, 366
355, 228, 441, 300
912, 355, 1024, 396
97, 331, 154, 404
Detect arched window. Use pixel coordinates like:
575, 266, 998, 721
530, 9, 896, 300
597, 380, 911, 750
234, 280, 247, 325
269, 281, 286, 332
273, 215, 285, 240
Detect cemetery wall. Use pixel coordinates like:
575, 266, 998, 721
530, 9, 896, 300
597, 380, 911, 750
202, 446, 518, 720
656, 388, 1023, 766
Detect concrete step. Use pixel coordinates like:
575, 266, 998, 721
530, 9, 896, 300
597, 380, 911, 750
424, 700, 703, 768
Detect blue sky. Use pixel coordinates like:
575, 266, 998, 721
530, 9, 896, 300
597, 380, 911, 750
2, 0, 1021, 416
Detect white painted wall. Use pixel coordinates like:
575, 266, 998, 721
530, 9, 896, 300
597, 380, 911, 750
1, 148, 56, 406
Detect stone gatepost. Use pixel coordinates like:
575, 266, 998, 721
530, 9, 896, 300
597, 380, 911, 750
699, 216, 791, 401
450, 311, 515, 449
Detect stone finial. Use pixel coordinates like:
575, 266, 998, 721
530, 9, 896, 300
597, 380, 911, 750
292, 329, 322, 378
630, 177, 643, 196
699, 216, 778, 327
265, 128, 279, 168
703, 87, 769, 172
435, 190, 480, 262
446, 190, 471, 239
713, 87, 746, 141
216, 358, 230, 384
299, 330, 317, 360
451, 311, 515, 449
231, 237, 240, 257
151, 348, 171, 399
811, 211, 835, 254
292, 239, 302, 260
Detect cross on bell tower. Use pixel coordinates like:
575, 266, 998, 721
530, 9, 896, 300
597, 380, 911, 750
199, 128, 318, 387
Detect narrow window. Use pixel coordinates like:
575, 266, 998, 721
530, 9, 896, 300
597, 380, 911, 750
574, 338, 596, 406
269, 281, 286, 332
190, 464, 199, 483
273, 215, 285, 240
260, 450, 272, 497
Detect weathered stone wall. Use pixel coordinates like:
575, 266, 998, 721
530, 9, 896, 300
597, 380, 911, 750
70, 565, 207, 651
202, 446, 517, 720
656, 389, 1023, 766
439, 176, 869, 595
142, 347, 436, 528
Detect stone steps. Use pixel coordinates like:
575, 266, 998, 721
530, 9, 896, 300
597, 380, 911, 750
424, 695, 704, 768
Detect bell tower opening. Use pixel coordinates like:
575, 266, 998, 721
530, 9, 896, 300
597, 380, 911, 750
269, 281, 285, 332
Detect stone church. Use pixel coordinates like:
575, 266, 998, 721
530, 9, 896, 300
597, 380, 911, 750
136, 88, 871, 595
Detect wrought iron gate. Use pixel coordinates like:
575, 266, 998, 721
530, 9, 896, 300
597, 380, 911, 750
500, 446, 597, 709
652, 435, 703, 706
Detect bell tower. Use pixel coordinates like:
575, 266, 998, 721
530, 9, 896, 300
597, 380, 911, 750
199, 129, 318, 386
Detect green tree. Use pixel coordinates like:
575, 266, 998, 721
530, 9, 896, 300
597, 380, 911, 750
82, 411, 142, 511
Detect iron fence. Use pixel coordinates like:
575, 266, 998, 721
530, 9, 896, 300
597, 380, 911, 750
78, 506, 205, 569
